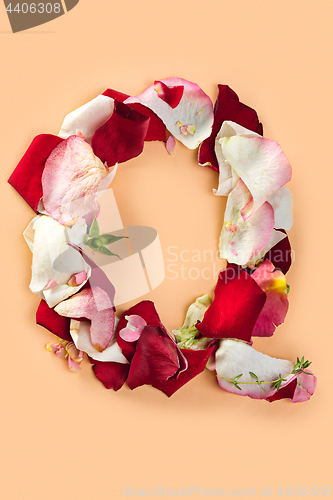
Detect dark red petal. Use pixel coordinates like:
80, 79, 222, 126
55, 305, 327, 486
36, 299, 71, 342
102, 89, 166, 142
198, 85, 263, 171
91, 360, 129, 391
91, 100, 149, 166
266, 378, 297, 402
265, 230, 292, 274
154, 344, 216, 397
126, 326, 182, 390
115, 301, 164, 362
8, 134, 63, 212
153, 80, 184, 109
196, 264, 266, 342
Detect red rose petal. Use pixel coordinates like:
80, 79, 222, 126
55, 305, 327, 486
126, 325, 185, 390
91, 359, 130, 391
91, 100, 150, 166
265, 230, 292, 274
103, 89, 166, 142
196, 264, 266, 342
36, 299, 72, 342
154, 344, 216, 397
153, 80, 184, 109
266, 378, 297, 402
8, 134, 63, 212
198, 85, 263, 172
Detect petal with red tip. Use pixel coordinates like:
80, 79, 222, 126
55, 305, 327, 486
102, 88, 166, 142
153, 80, 184, 108
251, 260, 289, 337
221, 136, 292, 219
215, 339, 294, 399
125, 78, 213, 149
219, 180, 275, 265
58, 95, 115, 143
196, 265, 266, 342
42, 135, 111, 225
91, 100, 150, 166
8, 134, 63, 212
265, 230, 292, 274
54, 286, 115, 352
198, 85, 263, 171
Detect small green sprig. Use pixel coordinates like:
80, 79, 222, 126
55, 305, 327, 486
85, 217, 126, 258
220, 357, 312, 393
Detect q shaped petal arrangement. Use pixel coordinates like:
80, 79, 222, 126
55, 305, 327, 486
8, 78, 316, 403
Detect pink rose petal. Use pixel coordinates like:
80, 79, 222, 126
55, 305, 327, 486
166, 135, 176, 155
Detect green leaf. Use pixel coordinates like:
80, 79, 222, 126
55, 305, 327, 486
99, 246, 121, 259
233, 382, 242, 391
286, 284, 290, 293
86, 237, 102, 250
234, 374, 243, 381
100, 234, 126, 246
249, 372, 258, 381
90, 217, 100, 238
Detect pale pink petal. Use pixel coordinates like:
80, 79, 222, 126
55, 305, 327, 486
55, 286, 114, 352
166, 135, 176, 155
68, 356, 82, 373
70, 319, 128, 363
58, 95, 115, 144
125, 78, 214, 149
268, 186, 293, 231
220, 136, 292, 219
68, 271, 87, 287
214, 121, 259, 196
45, 280, 57, 289
42, 135, 111, 225
215, 339, 294, 399
219, 180, 274, 265
65, 342, 84, 363
245, 229, 287, 269
291, 370, 317, 402
119, 314, 147, 342
251, 260, 289, 337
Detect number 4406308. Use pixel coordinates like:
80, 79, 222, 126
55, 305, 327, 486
277, 486, 331, 496
6, 3, 61, 14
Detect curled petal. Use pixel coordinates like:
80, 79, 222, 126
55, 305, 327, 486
215, 339, 294, 399
125, 78, 214, 149
24, 215, 90, 308
198, 85, 263, 171
291, 370, 317, 403
91, 100, 150, 166
251, 260, 289, 337
55, 286, 115, 352
70, 320, 128, 363
58, 95, 115, 143
119, 315, 147, 342
103, 88, 166, 141
219, 180, 275, 265
196, 265, 266, 342
221, 136, 292, 219
42, 135, 112, 225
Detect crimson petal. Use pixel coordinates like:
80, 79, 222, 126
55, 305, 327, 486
154, 344, 216, 397
8, 134, 63, 212
196, 265, 266, 342
126, 325, 186, 391
116, 300, 164, 362
90, 359, 130, 391
265, 230, 292, 274
198, 85, 263, 172
153, 80, 184, 108
36, 299, 72, 342
91, 100, 149, 166
102, 89, 166, 142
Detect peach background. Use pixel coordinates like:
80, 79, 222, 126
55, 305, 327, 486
0, 1, 332, 498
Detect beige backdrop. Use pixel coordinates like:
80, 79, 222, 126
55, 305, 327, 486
1, 1, 332, 499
